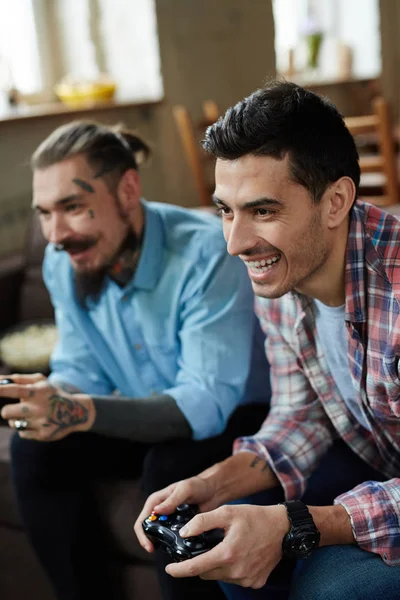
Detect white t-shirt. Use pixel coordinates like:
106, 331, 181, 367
314, 299, 371, 432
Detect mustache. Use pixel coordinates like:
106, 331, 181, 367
54, 237, 97, 253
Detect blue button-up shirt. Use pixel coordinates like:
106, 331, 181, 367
45, 201, 270, 439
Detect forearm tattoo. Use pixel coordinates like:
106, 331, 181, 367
45, 394, 88, 436
250, 455, 270, 472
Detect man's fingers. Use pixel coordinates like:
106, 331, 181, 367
1, 400, 35, 420
178, 510, 225, 538
165, 545, 223, 579
134, 484, 178, 551
0, 383, 37, 401
153, 482, 194, 514
8, 373, 46, 384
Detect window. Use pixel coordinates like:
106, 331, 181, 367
272, 0, 381, 81
0, 0, 42, 94
0, 0, 163, 104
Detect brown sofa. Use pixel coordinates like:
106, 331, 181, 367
0, 220, 162, 600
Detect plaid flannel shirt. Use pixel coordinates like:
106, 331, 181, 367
234, 200, 400, 565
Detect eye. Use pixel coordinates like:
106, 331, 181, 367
65, 203, 81, 212
256, 208, 273, 216
215, 205, 231, 216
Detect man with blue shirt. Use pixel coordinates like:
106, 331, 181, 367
0, 121, 270, 600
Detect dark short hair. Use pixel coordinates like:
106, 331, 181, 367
31, 120, 151, 189
202, 80, 360, 202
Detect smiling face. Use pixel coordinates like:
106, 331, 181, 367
214, 154, 345, 300
33, 154, 141, 274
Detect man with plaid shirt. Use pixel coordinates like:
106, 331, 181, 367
136, 82, 400, 600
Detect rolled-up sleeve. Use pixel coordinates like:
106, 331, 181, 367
335, 479, 400, 565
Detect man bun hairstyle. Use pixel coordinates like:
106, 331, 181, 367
203, 80, 360, 202
31, 120, 151, 185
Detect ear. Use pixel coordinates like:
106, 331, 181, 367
117, 168, 141, 212
325, 176, 355, 229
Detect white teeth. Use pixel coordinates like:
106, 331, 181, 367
245, 256, 280, 268
244, 255, 280, 273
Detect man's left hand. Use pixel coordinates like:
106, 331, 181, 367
0, 373, 95, 441
166, 504, 289, 589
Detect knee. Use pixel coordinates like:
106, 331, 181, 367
10, 433, 49, 488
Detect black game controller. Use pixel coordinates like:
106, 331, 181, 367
142, 503, 224, 562
0, 378, 17, 423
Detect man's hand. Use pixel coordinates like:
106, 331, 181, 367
166, 504, 290, 589
0, 373, 95, 441
134, 475, 218, 552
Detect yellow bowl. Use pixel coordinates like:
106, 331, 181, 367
54, 81, 117, 107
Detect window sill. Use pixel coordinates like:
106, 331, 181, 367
282, 73, 379, 89
0, 96, 163, 124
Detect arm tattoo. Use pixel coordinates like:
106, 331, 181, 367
250, 455, 270, 472
46, 393, 88, 436
72, 178, 95, 193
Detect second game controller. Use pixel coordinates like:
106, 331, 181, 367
142, 503, 224, 562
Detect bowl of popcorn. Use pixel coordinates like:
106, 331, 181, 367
0, 321, 58, 373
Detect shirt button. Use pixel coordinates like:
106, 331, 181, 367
134, 343, 142, 351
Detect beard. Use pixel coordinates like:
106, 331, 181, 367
249, 209, 330, 300
72, 229, 141, 306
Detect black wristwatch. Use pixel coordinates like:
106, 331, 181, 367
280, 500, 320, 559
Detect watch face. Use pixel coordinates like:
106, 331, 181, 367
283, 531, 321, 560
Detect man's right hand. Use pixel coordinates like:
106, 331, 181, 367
134, 474, 218, 552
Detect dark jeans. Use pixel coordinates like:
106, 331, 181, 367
220, 439, 398, 600
10, 404, 266, 600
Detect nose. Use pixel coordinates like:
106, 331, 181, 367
45, 213, 70, 245
224, 216, 256, 257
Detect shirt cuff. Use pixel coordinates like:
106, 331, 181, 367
335, 480, 400, 565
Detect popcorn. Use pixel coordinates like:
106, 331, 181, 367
0, 323, 58, 372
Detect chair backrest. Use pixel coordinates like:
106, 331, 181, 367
345, 97, 398, 207
173, 101, 220, 207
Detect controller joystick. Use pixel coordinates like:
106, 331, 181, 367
142, 503, 224, 562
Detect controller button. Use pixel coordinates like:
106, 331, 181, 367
176, 504, 190, 512
159, 515, 168, 521
148, 515, 157, 521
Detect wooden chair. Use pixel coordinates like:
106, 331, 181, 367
345, 97, 399, 207
173, 101, 220, 207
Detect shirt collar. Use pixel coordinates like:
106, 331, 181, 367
344, 201, 368, 323
290, 201, 368, 326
